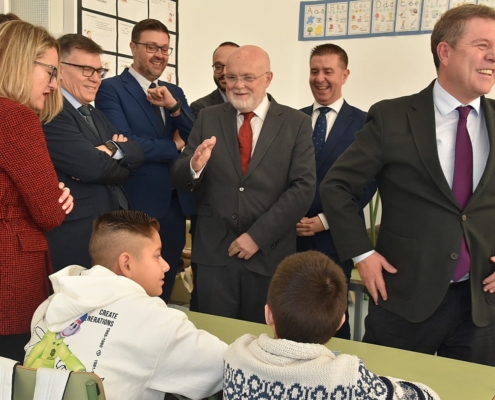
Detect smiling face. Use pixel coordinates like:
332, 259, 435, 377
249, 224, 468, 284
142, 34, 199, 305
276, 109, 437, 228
30, 47, 58, 112
309, 53, 349, 106
225, 46, 273, 113
60, 48, 102, 105
437, 17, 495, 104
130, 30, 169, 81
213, 45, 238, 92
128, 230, 169, 297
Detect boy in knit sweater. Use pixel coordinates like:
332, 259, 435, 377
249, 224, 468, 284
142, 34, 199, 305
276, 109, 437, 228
223, 251, 440, 399
25, 210, 227, 400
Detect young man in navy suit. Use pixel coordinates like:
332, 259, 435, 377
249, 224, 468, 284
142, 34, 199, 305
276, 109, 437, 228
297, 44, 376, 339
95, 19, 195, 303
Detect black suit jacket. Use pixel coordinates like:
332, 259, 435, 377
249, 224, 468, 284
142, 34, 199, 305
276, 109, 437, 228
172, 97, 316, 276
190, 89, 225, 117
44, 98, 144, 270
321, 81, 495, 326
299, 101, 376, 258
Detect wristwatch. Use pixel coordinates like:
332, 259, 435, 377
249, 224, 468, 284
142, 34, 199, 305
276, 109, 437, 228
104, 140, 119, 157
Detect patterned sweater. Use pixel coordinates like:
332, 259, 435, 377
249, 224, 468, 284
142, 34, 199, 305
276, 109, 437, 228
224, 334, 440, 400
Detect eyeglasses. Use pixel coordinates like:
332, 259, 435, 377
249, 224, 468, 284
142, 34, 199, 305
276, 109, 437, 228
212, 63, 226, 73
224, 72, 269, 84
34, 61, 58, 82
61, 62, 109, 79
133, 41, 173, 56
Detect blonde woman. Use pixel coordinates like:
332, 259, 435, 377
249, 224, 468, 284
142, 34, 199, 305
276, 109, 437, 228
0, 20, 74, 361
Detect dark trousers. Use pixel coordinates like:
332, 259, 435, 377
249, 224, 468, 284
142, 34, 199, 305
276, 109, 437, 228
158, 196, 186, 303
0, 332, 30, 362
363, 279, 495, 366
296, 237, 353, 339
196, 261, 272, 324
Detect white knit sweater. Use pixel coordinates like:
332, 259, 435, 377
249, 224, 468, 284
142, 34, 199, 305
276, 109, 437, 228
223, 333, 440, 400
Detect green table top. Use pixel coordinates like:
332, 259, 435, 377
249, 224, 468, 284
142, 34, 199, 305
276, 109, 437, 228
185, 311, 495, 400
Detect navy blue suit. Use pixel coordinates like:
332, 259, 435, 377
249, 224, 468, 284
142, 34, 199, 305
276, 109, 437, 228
95, 68, 195, 302
298, 101, 377, 338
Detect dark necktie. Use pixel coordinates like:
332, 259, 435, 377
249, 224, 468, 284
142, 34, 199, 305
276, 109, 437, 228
452, 105, 473, 281
78, 105, 101, 141
239, 112, 255, 175
312, 107, 331, 158
149, 82, 165, 132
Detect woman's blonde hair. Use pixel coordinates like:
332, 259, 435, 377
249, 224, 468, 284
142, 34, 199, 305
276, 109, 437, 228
0, 20, 62, 122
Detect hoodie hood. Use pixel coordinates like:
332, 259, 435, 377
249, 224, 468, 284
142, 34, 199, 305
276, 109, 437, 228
40, 265, 145, 333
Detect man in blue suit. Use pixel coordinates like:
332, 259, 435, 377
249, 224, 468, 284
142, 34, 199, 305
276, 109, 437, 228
297, 44, 376, 339
95, 19, 195, 303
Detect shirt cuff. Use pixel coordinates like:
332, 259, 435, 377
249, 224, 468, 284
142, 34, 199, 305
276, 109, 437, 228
352, 250, 375, 264
318, 213, 329, 230
112, 148, 124, 160
190, 159, 206, 180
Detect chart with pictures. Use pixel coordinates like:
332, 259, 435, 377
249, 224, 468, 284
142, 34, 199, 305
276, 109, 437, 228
79, 0, 178, 84
300, 0, 488, 40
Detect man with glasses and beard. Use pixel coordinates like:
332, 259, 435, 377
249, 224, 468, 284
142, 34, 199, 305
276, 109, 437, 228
43, 34, 144, 272
172, 45, 316, 323
190, 41, 239, 117
96, 19, 195, 304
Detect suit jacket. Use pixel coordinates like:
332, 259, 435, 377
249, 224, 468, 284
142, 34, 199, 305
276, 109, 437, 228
299, 101, 376, 258
0, 98, 66, 334
43, 98, 144, 270
190, 89, 225, 117
95, 68, 195, 219
172, 97, 316, 276
321, 81, 495, 326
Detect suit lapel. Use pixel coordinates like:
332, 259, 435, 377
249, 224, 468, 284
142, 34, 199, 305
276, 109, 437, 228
316, 101, 352, 171
219, 103, 243, 179
409, 81, 459, 208
122, 69, 163, 137
64, 99, 102, 145
244, 97, 283, 180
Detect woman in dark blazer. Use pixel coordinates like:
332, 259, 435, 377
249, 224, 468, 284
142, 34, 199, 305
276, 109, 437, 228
0, 21, 73, 361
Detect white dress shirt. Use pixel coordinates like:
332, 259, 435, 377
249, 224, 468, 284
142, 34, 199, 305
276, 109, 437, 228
128, 65, 165, 122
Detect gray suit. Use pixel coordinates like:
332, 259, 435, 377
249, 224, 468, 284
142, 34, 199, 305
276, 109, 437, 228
172, 96, 316, 320
190, 89, 225, 117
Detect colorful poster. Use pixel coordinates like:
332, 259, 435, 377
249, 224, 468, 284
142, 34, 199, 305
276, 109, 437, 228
372, 0, 397, 33
82, 0, 116, 15
117, 56, 133, 75
449, 0, 476, 7
118, 20, 134, 56
477, 0, 495, 6
395, 0, 421, 32
161, 65, 176, 85
82, 11, 117, 53
348, 0, 372, 35
100, 53, 117, 79
150, 0, 177, 32
303, 3, 326, 38
118, 0, 148, 22
326, 2, 348, 36
421, 0, 448, 30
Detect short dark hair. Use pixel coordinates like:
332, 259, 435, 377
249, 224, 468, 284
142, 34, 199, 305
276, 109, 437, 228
310, 43, 349, 68
213, 41, 239, 56
58, 33, 103, 58
267, 251, 348, 344
131, 19, 169, 42
0, 13, 20, 24
431, 4, 495, 69
89, 210, 160, 267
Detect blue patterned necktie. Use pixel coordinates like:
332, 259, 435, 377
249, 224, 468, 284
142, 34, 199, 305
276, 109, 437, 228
312, 107, 331, 158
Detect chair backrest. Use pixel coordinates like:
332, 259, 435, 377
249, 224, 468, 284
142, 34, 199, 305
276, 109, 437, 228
13, 365, 106, 400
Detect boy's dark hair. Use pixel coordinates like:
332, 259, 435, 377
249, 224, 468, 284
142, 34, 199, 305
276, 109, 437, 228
310, 43, 348, 69
89, 210, 160, 266
131, 19, 169, 42
267, 251, 348, 344
431, 4, 495, 69
58, 34, 103, 58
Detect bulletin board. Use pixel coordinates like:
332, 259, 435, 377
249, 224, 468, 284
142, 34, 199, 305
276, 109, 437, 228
299, 0, 495, 40
78, 0, 179, 84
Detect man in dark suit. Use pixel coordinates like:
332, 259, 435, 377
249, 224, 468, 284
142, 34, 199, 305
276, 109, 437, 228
190, 41, 239, 117
172, 45, 316, 323
321, 4, 495, 365
95, 19, 195, 303
44, 34, 144, 272
297, 43, 377, 339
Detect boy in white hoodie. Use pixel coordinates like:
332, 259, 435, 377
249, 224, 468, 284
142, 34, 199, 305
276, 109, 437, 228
25, 210, 227, 400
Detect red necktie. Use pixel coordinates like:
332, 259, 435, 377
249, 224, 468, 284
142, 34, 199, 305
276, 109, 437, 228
239, 112, 255, 174
452, 106, 473, 281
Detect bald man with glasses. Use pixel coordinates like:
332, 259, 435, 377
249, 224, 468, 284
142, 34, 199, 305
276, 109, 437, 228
43, 33, 144, 272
